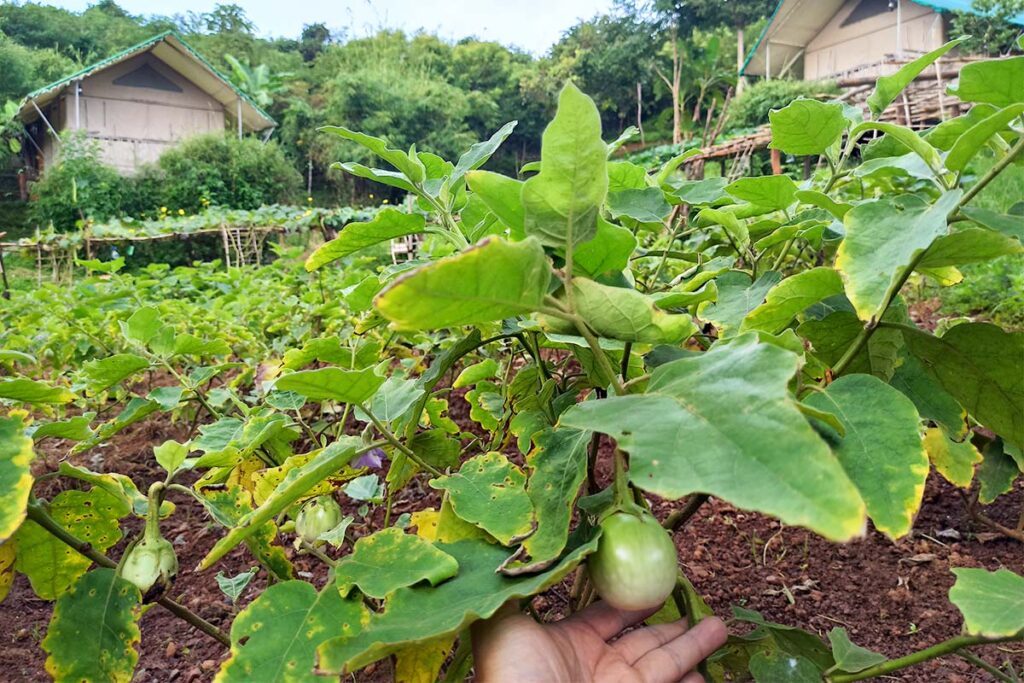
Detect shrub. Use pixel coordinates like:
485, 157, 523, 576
29, 131, 126, 231
155, 133, 302, 212
728, 79, 840, 128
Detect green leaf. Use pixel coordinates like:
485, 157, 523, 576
827, 627, 886, 674
961, 206, 1024, 241
41, 569, 141, 683
122, 306, 163, 345
318, 516, 354, 548
375, 237, 551, 330
453, 120, 517, 184
923, 428, 981, 488
274, 367, 384, 404
512, 428, 590, 571
899, 323, 1023, 451
741, 268, 844, 334
154, 439, 188, 474
335, 528, 459, 598
56, 462, 168, 518
364, 376, 424, 423
948, 55, 1024, 107
334, 162, 417, 193
571, 278, 697, 344
522, 82, 607, 248
769, 99, 847, 155
795, 190, 852, 220
699, 271, 782, 337
561, 336, 865, 541
573, 218, 638, 277
799, 310, 903, 381
946, 104, 1024, 173
30, 414, 95, 442
849, 121, 943, 175
0, 377, 76, 404
949, 568, 1024, 637
465, 171, 525, 238
891, 352, 967, 438
345, 473, 385, 502
15, 488, 128, 599
199, 438, 361, 570
868, 39, 963, 117
917, 228, 1023, 269
805, 374, 927, 539
726, 176, 799, 211
453, 359, 500, 388
749, 649, 821, 682
147, 386, 184, 411
696, 207, 750, 249
305, 209, 426, 271
978, 439, 1020, 504
408, 429, 461, 470
218, 580, 365, 683
321, 126, 424, 183
429, 452, 534, 545
172, 334, 232, 357
607, 187, 671, 223
316, 533, 598, 673
836, 191, 961, 321
0, 415, 33, 542
667, 177, 728, 205
83, 354, 150, 394
216, 567, 257, 603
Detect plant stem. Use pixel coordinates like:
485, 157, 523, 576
958, 652, 1016, 683
361, 405, 443, 477
957, 136, 1024, 210
650, 210, 686, 289
829, 633, 1024, 682
25, 501, 230, 647
663, 494, 710, 532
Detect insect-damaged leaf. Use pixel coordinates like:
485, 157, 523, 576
522, 82, 607, 248
316, 533, 599, 674
948, 568, 1024, 637
42, 569, 141, 683
335, 528, 459, 599
805, 374, 927, 539
429, 452, 534, 545
561, 335, 866, 541
217, 580, 365, 683
375, 237, 551, 330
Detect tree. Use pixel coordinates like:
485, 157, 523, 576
223, 54, 293, 108
951, 0, 1024, 55
299, 22, 336, 62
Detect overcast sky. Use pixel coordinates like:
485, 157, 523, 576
43, 0, 618, 54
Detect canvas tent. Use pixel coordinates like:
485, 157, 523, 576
741, 0, 1024, 81
17, 31, 276, 174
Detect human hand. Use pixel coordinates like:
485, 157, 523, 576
471, 600, 728, 683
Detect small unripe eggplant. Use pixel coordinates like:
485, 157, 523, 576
295, 495, 343, 545
588, 511, 678, 611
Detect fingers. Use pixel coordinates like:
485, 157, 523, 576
633, 617, 728, 683
611, 621, 689, 663
680, 672, 704, 683
561, 600, 660, 641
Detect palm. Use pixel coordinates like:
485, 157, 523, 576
472, 601, 727, 683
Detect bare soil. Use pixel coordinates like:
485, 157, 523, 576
2, 398, 1022, 682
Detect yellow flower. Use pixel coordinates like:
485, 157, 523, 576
382, 199, 389, 204
160, 206, 168, 213
307, 196, 313, 203
368, 193, 374, 199
304, 209, 312, 216
178, 209, 185, 215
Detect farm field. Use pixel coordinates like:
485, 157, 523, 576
2, 6, 1024, 682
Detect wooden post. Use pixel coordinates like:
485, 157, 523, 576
803, 157, 812, 180
0, 234, 10, 300
237, 99, 243, 140
771, 148, 782, 175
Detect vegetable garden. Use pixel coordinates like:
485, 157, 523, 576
1, 39, 1023, 682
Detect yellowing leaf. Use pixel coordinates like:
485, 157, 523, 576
335, 528, 459, 599
429, 453, 534, 545
0, 415, 34, 542
923, 428, 981, 488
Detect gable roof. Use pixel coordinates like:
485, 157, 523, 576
741, 0, 1024, 77
17, 31, 275, 131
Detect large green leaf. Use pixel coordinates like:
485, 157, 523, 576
217, 580, 364, 683
978, 439, 1020, 504
868, 39, 963, 117
899, 323, 1023, 451
464, 171, 525, 237
321, 126, 425, 183
799, 310, 903, 381
805, 374, 927, 539
571, 278, 697, 344
606, 187, 671, 223
334, 162, 417, 193
452, 120, 517, 185
316, 533, 599, 673
836, 192, 960, 321
15, 488, 128, 599
917, 228, 1023, 269
83, 354, 150, 394
848, 121, 943, 175
30, 414, 95, 442
700, 271, 782, 336
305, 209, 426, 271
891, 352, 967, 438
948, 55, 1024, 107
961, 206, 1024, 241
741, 267, 844, 334
42, 569, 141, 683
375, 237, 551, 330
335, 528, 459, 598
522, 83, 607, 248
273, 367, 384, 404
949, 568, 1024, 637
945, 104, 1024, 173
726, 175, 799, 211
923, 428, 981, 488
561, 336, 865, 540
769, 99, 847, 155
0, 377, 75, 404
429, 452, 533, 545
0, 415, 33, 542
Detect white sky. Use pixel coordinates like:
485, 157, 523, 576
41, 0, 618, 54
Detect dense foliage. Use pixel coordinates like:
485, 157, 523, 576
728, 79, 841, 129
2, 44, 1023, 682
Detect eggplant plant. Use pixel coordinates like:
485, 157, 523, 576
1, 40, 1023, 682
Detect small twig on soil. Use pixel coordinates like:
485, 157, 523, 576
663, 494, 710, 533
960, 490, 1024, 543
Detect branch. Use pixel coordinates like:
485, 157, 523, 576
663, 494, 710, 532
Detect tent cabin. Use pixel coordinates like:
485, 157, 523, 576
16, 31, 275, 175
741, 0, 1024, 82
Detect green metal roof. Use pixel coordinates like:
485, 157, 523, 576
18, 31, 275, 130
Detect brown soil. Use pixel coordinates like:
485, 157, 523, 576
2, 400, 1022, 682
